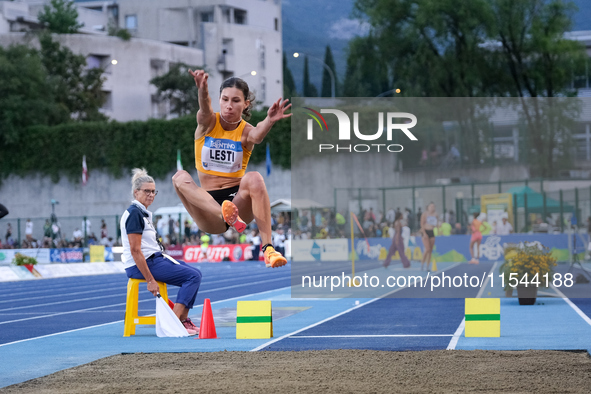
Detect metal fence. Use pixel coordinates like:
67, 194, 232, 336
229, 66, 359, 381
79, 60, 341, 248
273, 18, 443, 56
0, 211, 197, 250
319, 178, 591, 236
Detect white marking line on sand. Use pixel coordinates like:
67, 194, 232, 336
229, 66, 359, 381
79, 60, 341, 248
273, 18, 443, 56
552, 285, 591, 327
291, 334, 453, 338
447, 262, 498, 350
0, 286, 292, 348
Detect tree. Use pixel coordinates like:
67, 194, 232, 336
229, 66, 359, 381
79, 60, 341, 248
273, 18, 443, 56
352, 0, 586, 175
321, 45, 338, 97
0, 45, 59, 145
39, 33, 107, 122
303, 56, 318, 97
150, 63, 203, 117
343, 34, 390, 97
38, 0, 84, 34
489, 0, 586, 176
283, 52, 297, 98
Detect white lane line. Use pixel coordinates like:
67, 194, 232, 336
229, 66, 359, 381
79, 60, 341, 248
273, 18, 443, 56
0, 269, 287, 299
0, 294, 125, 312
552, 285, 591, 327
0, 277, 289, 324
0, 286, 291, 348
250, 262, 468, 352
475, 261, 498, 299
291, 334, 453, 338
0, 286, 127, 305
0, 280, 127, 297
250, 298, 382, 351
447, 261, 498, 350
446, 318, 465, 350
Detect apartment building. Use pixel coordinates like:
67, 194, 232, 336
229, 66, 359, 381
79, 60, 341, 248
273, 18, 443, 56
0, 0, 283, 120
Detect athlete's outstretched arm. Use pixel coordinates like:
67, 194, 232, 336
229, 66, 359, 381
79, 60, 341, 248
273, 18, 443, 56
189, 69, 215, 139
246, 98, 292, 145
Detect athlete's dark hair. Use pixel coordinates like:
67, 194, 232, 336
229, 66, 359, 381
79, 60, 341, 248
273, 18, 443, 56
220, 77, 256, 120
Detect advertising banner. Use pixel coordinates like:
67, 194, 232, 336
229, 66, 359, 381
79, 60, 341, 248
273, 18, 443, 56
89, 245, 105, 262
50, 248, 84, 263
164, 245, 184, 260
183, 244, 254, 263
352, 233, 584, 263
291, 239, 349, 262
0, 248, 51, 264
481, 193, 514, 228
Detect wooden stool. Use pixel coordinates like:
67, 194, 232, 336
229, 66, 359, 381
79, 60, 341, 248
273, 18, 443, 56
124, 278, 169, 337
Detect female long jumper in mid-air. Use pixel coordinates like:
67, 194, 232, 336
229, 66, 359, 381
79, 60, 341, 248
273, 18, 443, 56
172, 69, 291, 268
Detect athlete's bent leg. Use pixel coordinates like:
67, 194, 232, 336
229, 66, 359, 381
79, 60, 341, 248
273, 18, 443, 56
172, 170, 227, 234
232, 172, 286, 268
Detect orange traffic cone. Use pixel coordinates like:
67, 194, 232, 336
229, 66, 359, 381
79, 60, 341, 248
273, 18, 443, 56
198, 298, 217, 339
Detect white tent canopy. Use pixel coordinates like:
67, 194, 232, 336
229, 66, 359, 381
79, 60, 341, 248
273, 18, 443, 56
270, 199, 331, 212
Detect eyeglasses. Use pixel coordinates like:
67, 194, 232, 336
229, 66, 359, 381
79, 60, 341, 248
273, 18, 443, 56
140, 189, 158, 196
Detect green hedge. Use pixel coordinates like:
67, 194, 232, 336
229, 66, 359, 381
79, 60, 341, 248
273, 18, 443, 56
0, 110, 291, 183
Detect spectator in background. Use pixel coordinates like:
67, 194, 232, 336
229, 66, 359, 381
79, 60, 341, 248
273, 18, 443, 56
156, 215, 168, 240
200, 232, 210, 259
250, 229, 261, 260
184, 220, 191, 243
448, 210, 456, 227
479, 214, 492, 235
453, 222, 466, 235
496, 214, 514, 235
386, 207, 395, 224
419, 148, 428, 166
73, 228, 83, 244
335, 210, 346, 236
273, 227, 286, 257
439, 219, 452, 236
82, 218, 92, 238
190, 220, 199, 243
367, 208, 377, 223
5, 223, 13, 246
168, 216, 175, 243
25, 219, 33, 242
299, 210, 310, 232
101, 219, 108, 240
407, 209, 416, 231
43, 219, 51, 238
376, 210, 384, 225
381, 222, 390, 238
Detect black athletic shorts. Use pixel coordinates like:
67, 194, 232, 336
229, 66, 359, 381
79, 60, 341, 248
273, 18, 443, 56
207, 185, 240, 206
425, 229, 435, 239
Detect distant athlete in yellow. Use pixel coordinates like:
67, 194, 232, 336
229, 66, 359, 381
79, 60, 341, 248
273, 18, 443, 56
172, 69, 291, 268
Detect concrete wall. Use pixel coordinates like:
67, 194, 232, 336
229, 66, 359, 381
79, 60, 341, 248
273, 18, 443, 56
0, 162, 291, 220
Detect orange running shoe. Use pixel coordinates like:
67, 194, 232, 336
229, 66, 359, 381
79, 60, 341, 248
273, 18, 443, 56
221, 200, 247, 233
264, 246, 287, 268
